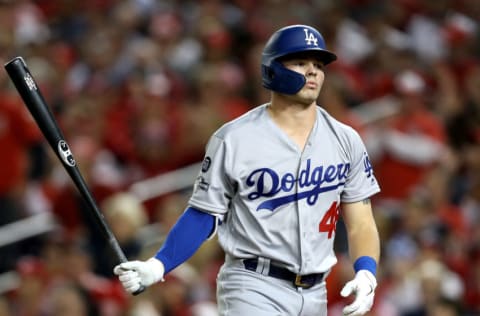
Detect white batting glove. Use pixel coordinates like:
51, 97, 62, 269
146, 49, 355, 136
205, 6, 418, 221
113, 258, 165, 294
340, 270, 377, 316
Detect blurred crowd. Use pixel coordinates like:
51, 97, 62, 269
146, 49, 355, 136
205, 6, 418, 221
0, 0, 479, 315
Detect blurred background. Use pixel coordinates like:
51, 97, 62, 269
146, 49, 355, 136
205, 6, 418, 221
0, 0, 479, 315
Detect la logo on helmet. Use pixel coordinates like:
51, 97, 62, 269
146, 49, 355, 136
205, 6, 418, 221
303, 29, 318, 46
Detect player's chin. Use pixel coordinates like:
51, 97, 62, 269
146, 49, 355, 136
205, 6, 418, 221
297, 91, 319, 105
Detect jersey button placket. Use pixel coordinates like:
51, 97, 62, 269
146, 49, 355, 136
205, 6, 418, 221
297, 155, 308, 275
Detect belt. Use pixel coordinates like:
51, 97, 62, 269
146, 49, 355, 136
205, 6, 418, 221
243, 258, 324, 289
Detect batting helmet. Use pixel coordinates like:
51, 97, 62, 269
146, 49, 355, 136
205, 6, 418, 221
261, 24, 337, 95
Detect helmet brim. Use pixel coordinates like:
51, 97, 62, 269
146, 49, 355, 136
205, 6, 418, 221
276, 49, 337, 66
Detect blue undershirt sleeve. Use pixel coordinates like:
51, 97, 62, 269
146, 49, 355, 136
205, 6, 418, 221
154, 206, 216, 274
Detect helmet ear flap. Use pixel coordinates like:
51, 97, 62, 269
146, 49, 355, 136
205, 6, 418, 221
262, 65, 275, 80
262, 61, 306, 95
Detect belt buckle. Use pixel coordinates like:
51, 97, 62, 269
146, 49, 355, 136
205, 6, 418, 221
294, 275, 313, 289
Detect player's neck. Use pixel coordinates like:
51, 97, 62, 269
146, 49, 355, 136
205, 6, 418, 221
267, 100, 317, 150
267, 99, 317, 127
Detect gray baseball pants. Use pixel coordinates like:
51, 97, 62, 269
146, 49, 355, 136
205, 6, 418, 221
216, 257, 328, 316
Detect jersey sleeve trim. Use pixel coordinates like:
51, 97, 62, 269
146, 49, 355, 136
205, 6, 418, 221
188, 199, 229, 215
340, 187, 381, 203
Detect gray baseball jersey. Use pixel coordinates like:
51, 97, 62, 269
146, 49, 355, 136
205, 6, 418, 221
189, 103, 380, 274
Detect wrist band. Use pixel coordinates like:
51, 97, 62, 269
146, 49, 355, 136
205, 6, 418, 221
354, 256, 377, 276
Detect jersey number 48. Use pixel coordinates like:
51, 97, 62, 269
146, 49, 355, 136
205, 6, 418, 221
319, 201, 339, 239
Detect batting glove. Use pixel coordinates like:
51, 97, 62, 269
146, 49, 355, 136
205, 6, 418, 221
340, 270, 377, 316
113, 258, 165, 294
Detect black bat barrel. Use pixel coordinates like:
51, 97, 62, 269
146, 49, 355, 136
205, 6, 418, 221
4, 56, 145, 295
5, 57, 64, 150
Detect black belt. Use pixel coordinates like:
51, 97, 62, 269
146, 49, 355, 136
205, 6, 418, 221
243, 258, 324, 289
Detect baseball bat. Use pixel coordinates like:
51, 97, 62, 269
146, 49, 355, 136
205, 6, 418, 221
4, 56, 145, 295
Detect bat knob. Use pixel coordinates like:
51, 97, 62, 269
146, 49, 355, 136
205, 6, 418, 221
133, 285, 146, 296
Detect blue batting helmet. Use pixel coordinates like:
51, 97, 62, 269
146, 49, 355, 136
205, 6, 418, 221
261, 24, 337, 94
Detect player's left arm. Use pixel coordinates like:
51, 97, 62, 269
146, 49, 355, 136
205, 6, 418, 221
341, 198, 380, 264
340, 197, 380, 316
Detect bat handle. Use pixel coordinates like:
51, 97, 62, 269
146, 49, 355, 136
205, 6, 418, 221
111, 238, 146, 295
118, 266, 146, 296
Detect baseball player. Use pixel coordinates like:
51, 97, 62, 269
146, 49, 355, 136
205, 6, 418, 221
114, 24, 381, 316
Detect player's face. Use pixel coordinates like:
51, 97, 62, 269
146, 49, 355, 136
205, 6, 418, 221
282, 55, 325, 105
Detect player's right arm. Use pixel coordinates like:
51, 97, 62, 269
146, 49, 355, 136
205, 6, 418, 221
113, 206, 216, 293
114, 132, 232, 294
113, 131, 232, 293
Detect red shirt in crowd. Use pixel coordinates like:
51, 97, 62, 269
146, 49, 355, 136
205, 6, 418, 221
0, 94, 43, 195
